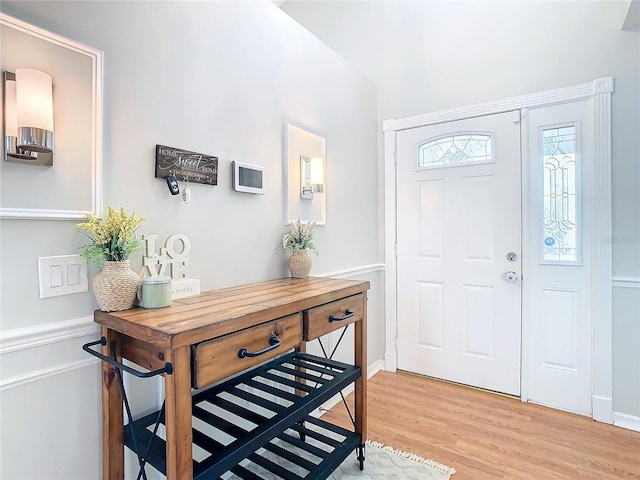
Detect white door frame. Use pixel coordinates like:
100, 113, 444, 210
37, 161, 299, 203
383, 77, 614, 423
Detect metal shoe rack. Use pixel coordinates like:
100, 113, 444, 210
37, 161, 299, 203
85, 340, 363, 480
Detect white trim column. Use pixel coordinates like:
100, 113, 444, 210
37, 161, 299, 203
591, 77, 614, 423
383, 125, 398, 372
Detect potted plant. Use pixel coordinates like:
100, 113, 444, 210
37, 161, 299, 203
76, 206, 145, 311
282, 219, 318, 278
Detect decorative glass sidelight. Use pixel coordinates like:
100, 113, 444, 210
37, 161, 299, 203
418, 134, 492, 168
542, 126, 578, 262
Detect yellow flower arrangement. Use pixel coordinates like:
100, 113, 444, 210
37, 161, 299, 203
76, 206, 145, 264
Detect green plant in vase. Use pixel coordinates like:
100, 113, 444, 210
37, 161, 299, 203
282, 219, 317, 278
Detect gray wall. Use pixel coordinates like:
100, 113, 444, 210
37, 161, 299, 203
284, 0, 640, 419
0, 2, 380, 478
1, 0, 380, 329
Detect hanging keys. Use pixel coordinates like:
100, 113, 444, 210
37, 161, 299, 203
182, 177, 191, 204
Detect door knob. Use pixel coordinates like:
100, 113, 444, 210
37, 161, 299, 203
504, 271, 519, 283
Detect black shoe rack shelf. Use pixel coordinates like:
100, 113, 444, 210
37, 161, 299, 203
124, 351, 362, 480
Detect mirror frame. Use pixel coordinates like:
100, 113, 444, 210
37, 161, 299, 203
0, 13, 103, 220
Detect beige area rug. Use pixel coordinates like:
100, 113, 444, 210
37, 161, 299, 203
222, 440, 456, 480
329, 441, 456, 480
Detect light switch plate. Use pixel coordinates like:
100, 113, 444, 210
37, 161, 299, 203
50, 265, 64, 287
38, 255, 89, 299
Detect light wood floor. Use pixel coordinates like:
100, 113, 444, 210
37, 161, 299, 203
321, 370, 640, 479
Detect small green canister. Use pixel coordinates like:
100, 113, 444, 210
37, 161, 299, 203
139, 276, 172, 309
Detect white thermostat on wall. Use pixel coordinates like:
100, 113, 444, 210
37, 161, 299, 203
233, 161, 265, 194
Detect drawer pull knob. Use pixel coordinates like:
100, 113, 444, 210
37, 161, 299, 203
238, 335, 281, 359
329, 309, 354, 322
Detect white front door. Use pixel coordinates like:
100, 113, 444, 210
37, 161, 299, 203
396, 111, 522, 396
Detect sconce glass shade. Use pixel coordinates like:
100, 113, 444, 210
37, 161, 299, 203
4, 79, 18, 137
15, 68, 54, 153
309, 156, 324, 193
300, 155, 325, 199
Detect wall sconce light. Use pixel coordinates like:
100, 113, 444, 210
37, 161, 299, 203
3, 68, 54, 166
300, 155, 324, 200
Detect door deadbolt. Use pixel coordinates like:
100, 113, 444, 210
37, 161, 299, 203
506, 251, 518, 262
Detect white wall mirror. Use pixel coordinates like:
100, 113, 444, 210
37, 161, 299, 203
284, 124, 326, 225
0, 14, 103, 220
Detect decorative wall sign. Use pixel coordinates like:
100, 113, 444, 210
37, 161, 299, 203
142, 233, 201, 299
155, 144, 218, 186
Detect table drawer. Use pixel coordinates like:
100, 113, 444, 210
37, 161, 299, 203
193, 313, 302, 388
304, 293, 365, 340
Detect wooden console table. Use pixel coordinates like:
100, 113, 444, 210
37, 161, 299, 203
90, 276, 369, 480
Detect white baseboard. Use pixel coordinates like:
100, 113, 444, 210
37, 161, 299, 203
592, 394, 614, 424
614, 412, 640, 432
313, 359, 386, 418
367, 359, 385, 378
384, 352, 397, 372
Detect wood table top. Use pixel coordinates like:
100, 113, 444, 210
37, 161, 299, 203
95, 276, 370, 349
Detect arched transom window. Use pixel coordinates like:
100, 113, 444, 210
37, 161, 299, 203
418, 133, 493, 168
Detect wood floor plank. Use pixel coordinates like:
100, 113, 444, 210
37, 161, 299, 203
321, 371, 640, 479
